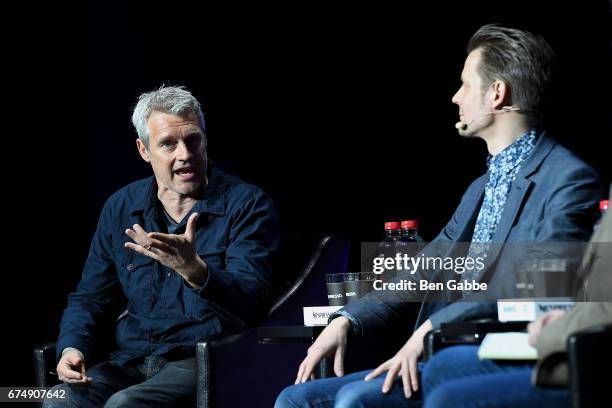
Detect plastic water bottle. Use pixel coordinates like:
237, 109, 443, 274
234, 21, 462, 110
378, 221, 401, 280
396, 220, 424, 273
379, 221, 401, 255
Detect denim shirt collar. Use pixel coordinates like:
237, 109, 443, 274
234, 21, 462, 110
128, 162, 226, 219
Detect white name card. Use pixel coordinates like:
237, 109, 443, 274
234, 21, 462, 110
303, 306, 343, 326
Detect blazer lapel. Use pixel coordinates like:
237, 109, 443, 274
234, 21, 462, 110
491, 177, 533, 244
456, 179, 487, 243
477, 134, 556, 276
492, 133, 556, 245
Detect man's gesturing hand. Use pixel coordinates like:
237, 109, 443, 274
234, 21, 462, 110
295, 316, 350, 384
57, 350, 92, 384
124, 212, 208, 287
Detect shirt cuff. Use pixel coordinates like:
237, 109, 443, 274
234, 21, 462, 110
56, 336, 92, 364
330, 310, 361, 340
61, 347, 84, 360
186, 261, 221, 296
428, 310, 445, 330
182, 263, 248, 328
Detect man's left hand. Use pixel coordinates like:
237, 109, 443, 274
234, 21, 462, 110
364, 319, 432, 398
124, 212, 207, 288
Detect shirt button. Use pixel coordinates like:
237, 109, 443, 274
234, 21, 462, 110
167, 272, 172, 278
127, 264, 134, 271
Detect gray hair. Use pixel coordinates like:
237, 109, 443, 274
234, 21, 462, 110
132, 85, 206, 147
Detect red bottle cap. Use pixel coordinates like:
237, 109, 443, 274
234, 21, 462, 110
401, 220, 418, 229
384, 222, 401, 230
600, 200, 609, 211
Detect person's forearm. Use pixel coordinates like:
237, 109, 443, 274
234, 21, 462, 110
415, 319, 433, 337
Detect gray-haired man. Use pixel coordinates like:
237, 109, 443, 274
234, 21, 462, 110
44, 86, 280, 407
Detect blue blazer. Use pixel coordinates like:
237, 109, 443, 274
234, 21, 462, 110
342, 134, 602, 339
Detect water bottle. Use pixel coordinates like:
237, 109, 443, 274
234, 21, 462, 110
396, 220, 424, 273
378, 221, 401, 280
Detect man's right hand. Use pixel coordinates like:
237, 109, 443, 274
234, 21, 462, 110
295, 316, 350, 384
527, 309, 567, 347
57, 350, 92, 383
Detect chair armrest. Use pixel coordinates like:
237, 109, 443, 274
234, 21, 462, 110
567, 324, 612, 408
422, 329, 441, 362
440, 319, 528, 336
33, 342, 58, 387
257, 326, 325, 344
196, 328, 252, 408
422, 319, 528, 361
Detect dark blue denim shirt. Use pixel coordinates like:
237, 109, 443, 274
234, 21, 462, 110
57, 164, 280, 364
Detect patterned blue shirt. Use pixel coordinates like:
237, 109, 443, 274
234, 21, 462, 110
464, 128, 539, 286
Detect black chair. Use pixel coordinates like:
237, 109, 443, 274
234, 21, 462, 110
33, 342, 62, 388
196, 234, 351, 408
34, 234, 350, 408
423, 320, 612, 408
549, 324, 611, 408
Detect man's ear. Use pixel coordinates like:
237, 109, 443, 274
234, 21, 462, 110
490, 80, 510, 111
136, 138, 151, 162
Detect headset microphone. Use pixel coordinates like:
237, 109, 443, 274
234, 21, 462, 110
454, 106, 520, 132
455, 121, 468, 131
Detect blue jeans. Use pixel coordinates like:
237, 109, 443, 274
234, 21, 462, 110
275, 368, 424, 408
421, 346, 570, 408
42, 355, 196, 408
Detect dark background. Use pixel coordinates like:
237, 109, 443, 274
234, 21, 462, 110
3, 0, 610, 388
